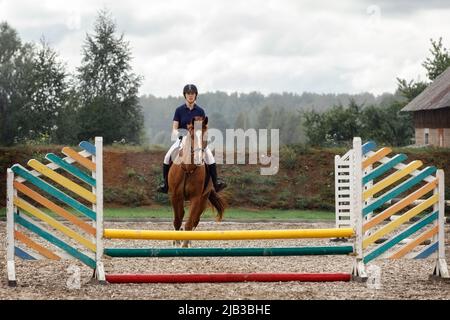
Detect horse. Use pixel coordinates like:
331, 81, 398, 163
168, 116, 226, 247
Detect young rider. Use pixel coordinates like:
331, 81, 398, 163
157, 84, 227, 193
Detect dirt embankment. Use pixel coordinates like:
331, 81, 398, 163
1, 145, 449, 210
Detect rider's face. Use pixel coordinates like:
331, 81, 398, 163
185, 92, 196, 104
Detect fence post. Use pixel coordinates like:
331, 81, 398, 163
94, 137, 105, 282
352, 137, 367, 279
432, 169, 449, 278
6, 169, 17, 286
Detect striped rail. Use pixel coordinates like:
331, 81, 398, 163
338, 138, 449, 279
6, 138, 105, 286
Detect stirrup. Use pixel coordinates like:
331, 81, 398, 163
214, 181, 227, 192
157, 184, 168, 194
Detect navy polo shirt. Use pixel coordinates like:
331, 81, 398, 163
173, 104, 206, 129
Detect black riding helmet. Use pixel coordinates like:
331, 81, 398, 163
183, 84, 198, 97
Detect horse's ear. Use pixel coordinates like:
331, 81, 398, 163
204, 116, 208, 125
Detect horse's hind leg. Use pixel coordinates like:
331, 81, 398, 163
172, 197, 185, 247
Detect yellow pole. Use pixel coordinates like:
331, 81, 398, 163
104, 228, 354, 240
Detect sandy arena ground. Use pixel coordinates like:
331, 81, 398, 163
1, 220, 449, 300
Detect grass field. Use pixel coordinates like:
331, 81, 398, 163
0, 206, 334, 221
104, 207, 335, 220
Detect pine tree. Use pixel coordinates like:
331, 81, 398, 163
22, 39, 68, 143
422, 37, 450, 81
397, 37, 450, 103
77, 10, 144, 144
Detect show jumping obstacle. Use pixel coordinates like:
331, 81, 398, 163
336, 138, 449, 279
6, 137, 448, 286
6, 138, 105, 286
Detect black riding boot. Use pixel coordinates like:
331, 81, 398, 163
208, 163, 227, 192
157, 163, 171, 193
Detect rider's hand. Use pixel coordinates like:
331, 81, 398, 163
171, 129, 180, 141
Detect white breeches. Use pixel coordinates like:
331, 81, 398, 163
163, 139, 215, 165
204, 148, 214, 164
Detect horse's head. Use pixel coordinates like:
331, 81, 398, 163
186, 116, 208, 165
187, 116, 208, 131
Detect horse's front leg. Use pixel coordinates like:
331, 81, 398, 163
182, 197, 206, 248
192, 194, 209, 231
172, 196, 185, 247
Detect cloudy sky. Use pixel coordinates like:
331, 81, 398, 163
1, 0, 450, 97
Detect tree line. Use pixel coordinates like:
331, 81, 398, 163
140, 91, 393, 146
0, 10, 143, 146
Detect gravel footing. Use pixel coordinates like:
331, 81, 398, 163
1, 221, 449, 300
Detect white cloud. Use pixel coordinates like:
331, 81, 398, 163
0, 0, 5, 21
2, 0, 450, 96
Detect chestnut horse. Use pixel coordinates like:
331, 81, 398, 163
168, 116, 226, 247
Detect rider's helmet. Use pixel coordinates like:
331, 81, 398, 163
183, 84, 198, 98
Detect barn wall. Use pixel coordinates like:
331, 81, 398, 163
412, 107, 450, 147
415, 127, 450, 147
413, 107, 450, 128
445, 128, 450, 148
415, 128, 425, 145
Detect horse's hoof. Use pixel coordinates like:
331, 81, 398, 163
182, 240, 190, 248
173, 240, 181, 247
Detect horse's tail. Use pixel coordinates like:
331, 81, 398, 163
208, 190, 226, 222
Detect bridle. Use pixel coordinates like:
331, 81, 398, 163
180, 125, 207, 174
180, 146, 205, 174
192, 146, 205, 155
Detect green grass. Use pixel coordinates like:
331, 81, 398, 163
105, 207, 334, 220
0, 206, 334, 221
